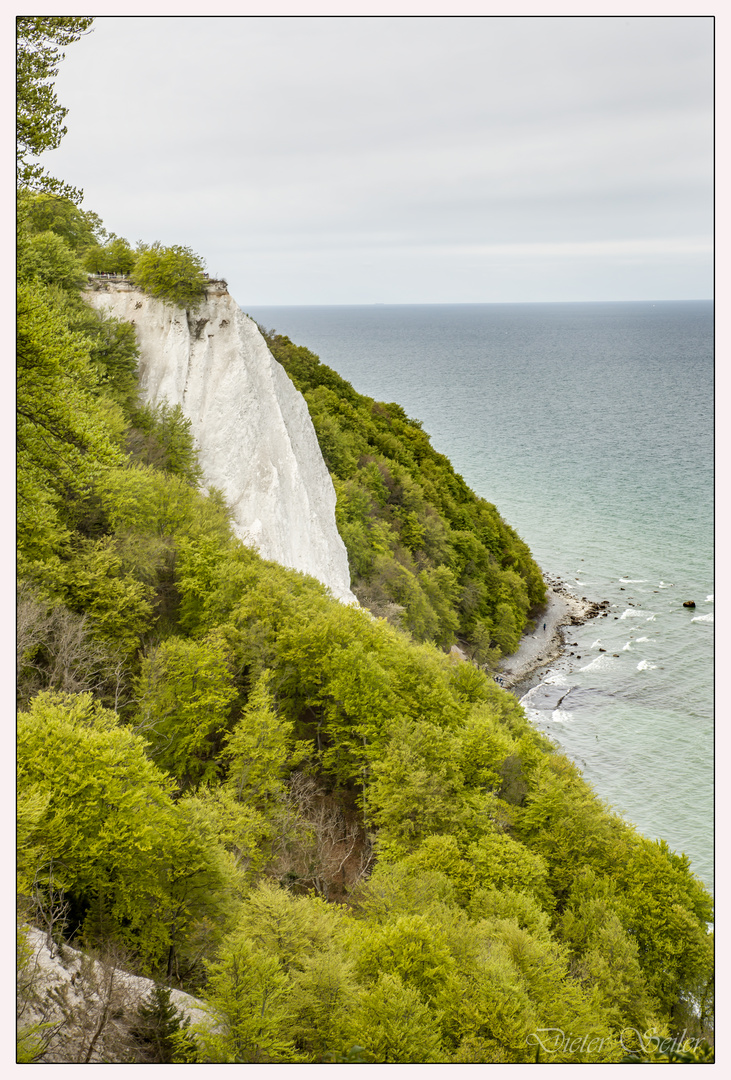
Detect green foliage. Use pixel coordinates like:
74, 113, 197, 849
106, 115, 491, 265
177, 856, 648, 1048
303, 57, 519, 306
17, 280, 123, 563
133, 242, 208, 308
18, 692, 241, 975
130, 984, 191, 1063
344, 971, 445, 1062
224, 670, 307, 806
125, 403, 203, 484
135, 632, 238, 790
615, 838, 714, 1018
14, 128, 714, 1054
193, 883, 346, 1062
18, 228, 87, 290
22, 192, 103, 251
263, 328, 546, 658
84, 235, 136, 275
67, 304, 140, 409
16, 17, 94, 198
194, 936, 297, 1062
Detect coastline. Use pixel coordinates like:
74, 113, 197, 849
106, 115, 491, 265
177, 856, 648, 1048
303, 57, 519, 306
496, 577, 608, 692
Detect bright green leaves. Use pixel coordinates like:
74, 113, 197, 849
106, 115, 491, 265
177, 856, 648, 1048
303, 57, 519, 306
18, 228, 87, 290
224, 671, 306, 807
126, 404, 203, 485
46, 536, 156, 655
17, 281, 123, 563
133, 242, 208, 308
193, 882, 348, 1062
84, 235, 136, 275
352, 912, 457, 1010
196, 938, 297, 1063
16, 17, 93, 198
344, 972, 445, 1063
135, 632, 238, 791
17, 691, 240, 974
369, 719, 466, 858
18, 692, 175, 958
615, 838, 714, 1017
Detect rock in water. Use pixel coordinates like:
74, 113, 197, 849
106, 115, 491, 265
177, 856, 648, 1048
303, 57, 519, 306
86, 281, 357, 605
683, 600, 696, 608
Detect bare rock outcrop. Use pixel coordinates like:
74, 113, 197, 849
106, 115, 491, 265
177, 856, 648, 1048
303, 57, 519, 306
86, 280, 356, 605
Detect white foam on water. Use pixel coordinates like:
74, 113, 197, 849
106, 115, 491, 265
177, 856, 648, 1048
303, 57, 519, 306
579, 654, 615, 672
620, 609, 646, 619
658, 582, 674, 589
636, 636, 655, 643
591, 639, 602, 648
646, 615, 656, 622
691, 613, 714, 624
622, 641, 633, 651
619, 578, 647, 583
706, 594, 714, 603
551, 709, 574, 724
544, 672, 570, 687
519, 685, 543, 707
637, 659, 658, 671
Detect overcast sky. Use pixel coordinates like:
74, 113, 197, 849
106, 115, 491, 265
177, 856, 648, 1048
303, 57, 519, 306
45, 15, 713, 304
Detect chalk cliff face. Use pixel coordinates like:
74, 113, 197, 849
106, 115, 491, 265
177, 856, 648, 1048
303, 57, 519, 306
86, 281, 357, 605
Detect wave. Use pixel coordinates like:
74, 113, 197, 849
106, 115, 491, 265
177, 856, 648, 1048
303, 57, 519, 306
646, 615, 657, 622
620, 609, 647, 619
658, 582, 675, 589
636, 636, 655, 643
579, 654, 615, 672
623, 641, 633, 651
551, 709, 574, 724
544, 672, 570, 687
619, 578, 648, 583
691, 612, 714, 624
706, 594, 714, 603
637, 659, 657, 671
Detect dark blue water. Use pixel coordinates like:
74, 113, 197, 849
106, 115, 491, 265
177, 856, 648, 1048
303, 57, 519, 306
247, 301, 714, 892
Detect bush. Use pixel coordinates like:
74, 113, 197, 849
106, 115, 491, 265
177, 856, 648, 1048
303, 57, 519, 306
132, 242, 208, 308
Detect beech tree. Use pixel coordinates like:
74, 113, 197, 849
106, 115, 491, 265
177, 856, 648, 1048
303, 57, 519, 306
17, 281, 122, 562
134, 633, 238, 790
17, 16, 94, 198
133, 242, 208, 308
18, 691, 239, 973
17, 692, 178, 963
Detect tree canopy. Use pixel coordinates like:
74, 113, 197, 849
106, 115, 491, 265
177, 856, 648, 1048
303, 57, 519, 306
133, 242, 208, 308
16, 19, 714, 1062
16, 16, 94, 199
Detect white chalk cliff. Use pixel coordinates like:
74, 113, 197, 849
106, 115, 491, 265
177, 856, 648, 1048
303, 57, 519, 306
86, 280, 357, 605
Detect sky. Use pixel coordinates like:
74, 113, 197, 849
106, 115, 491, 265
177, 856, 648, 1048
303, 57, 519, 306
42, 14, 713, 304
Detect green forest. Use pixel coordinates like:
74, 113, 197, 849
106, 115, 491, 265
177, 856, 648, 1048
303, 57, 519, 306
17, 17, 713, 1065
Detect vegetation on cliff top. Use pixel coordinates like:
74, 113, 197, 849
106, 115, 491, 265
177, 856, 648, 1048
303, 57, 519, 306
17, 16, 713, 1064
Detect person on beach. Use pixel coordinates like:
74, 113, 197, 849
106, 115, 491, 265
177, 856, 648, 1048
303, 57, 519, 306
543, 622, 546, 631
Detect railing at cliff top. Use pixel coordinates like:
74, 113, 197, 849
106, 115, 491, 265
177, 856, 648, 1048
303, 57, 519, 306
86, 274, 228, 288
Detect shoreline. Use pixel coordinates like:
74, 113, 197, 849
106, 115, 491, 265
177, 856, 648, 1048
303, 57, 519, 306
495, 576, 609, 692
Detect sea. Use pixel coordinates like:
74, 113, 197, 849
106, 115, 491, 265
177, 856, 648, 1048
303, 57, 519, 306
246, 301, 714, 895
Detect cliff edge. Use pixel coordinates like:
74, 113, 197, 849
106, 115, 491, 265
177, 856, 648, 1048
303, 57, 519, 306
86, 280, 357, 605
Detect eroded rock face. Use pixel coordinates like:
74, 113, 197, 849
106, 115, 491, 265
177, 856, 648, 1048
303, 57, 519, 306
86, 281, 357, 605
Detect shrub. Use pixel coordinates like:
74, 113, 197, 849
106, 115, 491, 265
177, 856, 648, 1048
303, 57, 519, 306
132, 242, 208, 308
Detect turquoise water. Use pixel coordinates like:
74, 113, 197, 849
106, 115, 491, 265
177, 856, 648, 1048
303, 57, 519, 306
247, 301, 714, 893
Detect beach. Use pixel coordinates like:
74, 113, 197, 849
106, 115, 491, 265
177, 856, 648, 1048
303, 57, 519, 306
496, 580, 608, 691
